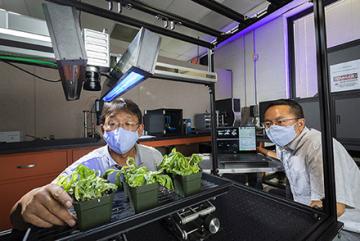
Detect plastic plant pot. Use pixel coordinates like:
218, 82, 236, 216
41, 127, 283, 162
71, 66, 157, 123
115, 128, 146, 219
173, 172, 202, 197
73, 193, 114, 230
123, 180, 129, 200
127, 182, 159, 213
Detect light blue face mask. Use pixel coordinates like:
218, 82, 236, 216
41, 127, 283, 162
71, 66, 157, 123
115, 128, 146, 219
103, 127, 139, 154
265, 124, 297, 147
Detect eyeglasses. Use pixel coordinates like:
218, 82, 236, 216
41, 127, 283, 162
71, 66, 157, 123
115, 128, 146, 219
104, 120, 139, 131
262, 118, 299, 129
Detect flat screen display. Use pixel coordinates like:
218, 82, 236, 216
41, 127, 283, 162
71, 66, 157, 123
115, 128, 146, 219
239, 127, 256, 151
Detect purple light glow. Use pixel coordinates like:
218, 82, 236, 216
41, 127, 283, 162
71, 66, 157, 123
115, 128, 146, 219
215, 0, 312, 49
214, 0, 313, 99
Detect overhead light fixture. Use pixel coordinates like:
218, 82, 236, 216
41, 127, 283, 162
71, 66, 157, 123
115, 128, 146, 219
0, 8, 54, 59
101, 27, 161, 101
102, 67, 148, 101
0, 28, 51, 43
43, 2, 87, 101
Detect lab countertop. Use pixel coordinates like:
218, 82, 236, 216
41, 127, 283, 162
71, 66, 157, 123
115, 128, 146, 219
0, 132, 211, 154
0, 138, 103, 154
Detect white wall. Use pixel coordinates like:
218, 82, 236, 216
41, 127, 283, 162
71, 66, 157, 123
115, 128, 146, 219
294, 0, 360, 98
0, 61, 211, 140
215, 69, 233, 100
214, 16, 288, 107
214, 34, 247, 104
255, 17, 288, 102
0, 62, 101, 140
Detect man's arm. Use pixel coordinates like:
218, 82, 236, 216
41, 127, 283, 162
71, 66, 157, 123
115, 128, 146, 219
10, 184, 76, 231
257, 142, 278, 159
306, 144, 346, 217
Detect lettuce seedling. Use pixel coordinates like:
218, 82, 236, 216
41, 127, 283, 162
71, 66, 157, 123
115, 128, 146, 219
56, 164, 118, 202
106, 158, 174, 190
158, 148, 203, 176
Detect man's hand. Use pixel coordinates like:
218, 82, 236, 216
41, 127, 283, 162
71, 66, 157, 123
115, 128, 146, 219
10, 184, 76, 230
310, 200, 323, 209
256, 142, 267, 155
310, 200, 345, 217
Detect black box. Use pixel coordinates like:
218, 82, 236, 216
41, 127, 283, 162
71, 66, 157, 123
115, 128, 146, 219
144, 109, 183, 136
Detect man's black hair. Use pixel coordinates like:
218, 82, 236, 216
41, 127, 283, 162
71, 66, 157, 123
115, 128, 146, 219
264, 99, 304, 119
100, 98, 142, 124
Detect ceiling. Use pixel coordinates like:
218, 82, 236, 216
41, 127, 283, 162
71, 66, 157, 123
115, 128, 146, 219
0, 0, 269, 61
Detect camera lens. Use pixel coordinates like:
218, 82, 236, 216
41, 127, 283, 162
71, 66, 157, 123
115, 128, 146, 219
84, 66, 101, 91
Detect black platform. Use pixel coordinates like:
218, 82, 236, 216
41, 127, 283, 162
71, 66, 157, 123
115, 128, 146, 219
2, 183, 341, 241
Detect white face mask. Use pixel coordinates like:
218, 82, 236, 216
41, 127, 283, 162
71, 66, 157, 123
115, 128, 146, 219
265, 124, 297, 147
103, 127, 139, 154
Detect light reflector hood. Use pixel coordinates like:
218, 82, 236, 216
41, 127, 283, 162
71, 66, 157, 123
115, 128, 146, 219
43, 2, 87, 101
102, 27, 161, 101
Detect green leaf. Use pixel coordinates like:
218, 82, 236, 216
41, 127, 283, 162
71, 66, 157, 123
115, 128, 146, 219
56, 164, 118, 202
158, 148, 203, 176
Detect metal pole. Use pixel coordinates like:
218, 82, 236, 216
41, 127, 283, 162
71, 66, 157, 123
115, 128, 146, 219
313, 0, 337, 219
83, 110, 88, 138
191, 0, 245, 23
208, 49, 218, 174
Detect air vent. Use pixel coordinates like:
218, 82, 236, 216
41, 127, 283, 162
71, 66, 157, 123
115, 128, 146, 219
154, 62, 217, 84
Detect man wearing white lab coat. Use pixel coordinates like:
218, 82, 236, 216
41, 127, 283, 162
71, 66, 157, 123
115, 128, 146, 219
257, 99, 360, 240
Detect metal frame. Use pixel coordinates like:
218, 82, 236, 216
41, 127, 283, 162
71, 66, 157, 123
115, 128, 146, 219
46, 0, 212, 48
286, 0, 340, 227
46, 0, 295, 49
113, 0, 223, 37
313, 0, 337, 224
190, 0, 246, 24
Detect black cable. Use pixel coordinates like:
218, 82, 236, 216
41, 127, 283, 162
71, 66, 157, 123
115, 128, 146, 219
2, 60, 61, 83
100, 72, 113, 79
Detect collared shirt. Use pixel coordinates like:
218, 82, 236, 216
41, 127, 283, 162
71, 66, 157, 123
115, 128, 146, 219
276, 127, 360, 233
58, 143, 163, 181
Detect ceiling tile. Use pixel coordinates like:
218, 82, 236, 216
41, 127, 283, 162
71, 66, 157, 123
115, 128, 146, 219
0, 0, 29, 16
139, 0, 174, 10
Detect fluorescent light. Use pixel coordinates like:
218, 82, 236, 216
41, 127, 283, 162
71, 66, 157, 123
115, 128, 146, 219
0, 28, 52, 42
102, 71, 145, 102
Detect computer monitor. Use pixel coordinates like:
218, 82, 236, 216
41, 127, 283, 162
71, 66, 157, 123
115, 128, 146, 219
296, 97, 321, 131
259, 100, 274, 124
216, 126, 256, 153
239, 126, 256, 151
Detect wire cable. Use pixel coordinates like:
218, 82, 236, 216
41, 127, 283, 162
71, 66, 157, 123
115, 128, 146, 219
1, 60, 61, 83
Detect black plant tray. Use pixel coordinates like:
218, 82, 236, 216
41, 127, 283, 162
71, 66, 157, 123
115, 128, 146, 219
16, 173, 231, 241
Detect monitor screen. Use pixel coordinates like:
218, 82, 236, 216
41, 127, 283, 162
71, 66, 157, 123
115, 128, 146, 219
239, 126, 256, 151
259, 100, 275, 124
